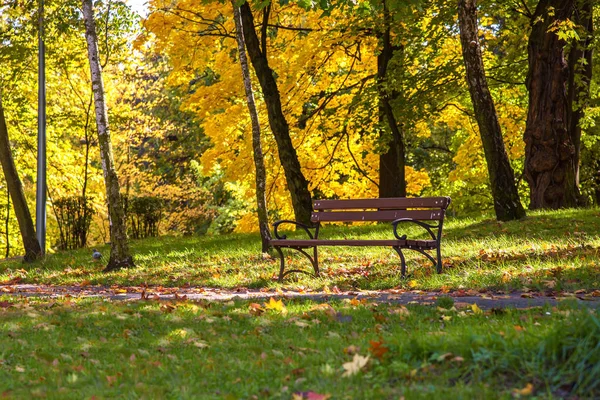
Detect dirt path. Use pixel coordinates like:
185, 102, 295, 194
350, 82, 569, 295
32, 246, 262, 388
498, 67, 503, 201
2, 284, 599, 309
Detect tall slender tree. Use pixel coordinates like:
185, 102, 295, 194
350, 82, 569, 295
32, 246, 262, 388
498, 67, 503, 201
378, 0, 406, 198
458, 0, 526, 220
82, 0, 134, 271
231, 1, 271, 253
0, 93, 42, 261
239, 2, 313, 225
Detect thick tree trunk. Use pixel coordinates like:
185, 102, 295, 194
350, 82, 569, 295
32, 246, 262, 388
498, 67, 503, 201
524, 0, 582, 209
458, 0, 526, 221
82, 0, 134, 271
239, 2, 313, 225
232, 2, 271, 253
0, 94, 42, 261
377, 1, 406, 198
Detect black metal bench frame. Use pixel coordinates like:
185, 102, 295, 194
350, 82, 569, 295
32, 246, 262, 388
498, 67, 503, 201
269, 197, 451, 282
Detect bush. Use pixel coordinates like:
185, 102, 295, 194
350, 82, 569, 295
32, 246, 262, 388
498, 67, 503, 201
127, 196, 163, 239
54, 196, 95, 250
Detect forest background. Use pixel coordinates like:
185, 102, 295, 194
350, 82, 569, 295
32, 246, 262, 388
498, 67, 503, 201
0, 0, 598, 257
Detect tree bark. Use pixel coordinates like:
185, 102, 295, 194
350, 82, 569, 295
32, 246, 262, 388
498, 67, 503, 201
82, 0, 134, 271
458, 0, 526, 221
232, 2, 271, 253
524, 0, 583, 209
566, 0, 593, 189
239, 2, 313, 225
0, 94, 42, 261
378, 0, 406, 198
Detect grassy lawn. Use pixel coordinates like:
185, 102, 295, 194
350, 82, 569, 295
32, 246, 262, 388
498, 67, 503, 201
1, 209, 599, 398
0, 208, 598, 293
1, 295, 598, 399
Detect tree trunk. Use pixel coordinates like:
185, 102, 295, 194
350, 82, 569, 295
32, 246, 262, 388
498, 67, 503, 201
566, 0, 593, 190
524, 0, 582, 209
239, 2, 313, 225
82, 0, 134, 271
232, 2, 271, 253
458, 0, 526, 221
0, 94, 42, 261
378, 0, 406, 198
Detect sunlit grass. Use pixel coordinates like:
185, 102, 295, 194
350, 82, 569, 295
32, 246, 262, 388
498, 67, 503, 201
0, 208, 599, 293
0, 296, 598, 398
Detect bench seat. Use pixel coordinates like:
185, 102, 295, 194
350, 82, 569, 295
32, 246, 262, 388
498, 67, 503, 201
269, 239, 437, 248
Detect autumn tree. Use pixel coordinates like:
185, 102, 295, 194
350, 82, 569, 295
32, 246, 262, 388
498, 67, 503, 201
239, 2, 313, 225
377, 0, 406, 198
0, 93, 42, 261
458, 0, 526, 220
231, 1, 271, 252
524, 0, 593, 208
82, 0, 134, 271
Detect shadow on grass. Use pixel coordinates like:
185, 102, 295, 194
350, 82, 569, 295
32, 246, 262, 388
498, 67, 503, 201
443, 208, 600, 242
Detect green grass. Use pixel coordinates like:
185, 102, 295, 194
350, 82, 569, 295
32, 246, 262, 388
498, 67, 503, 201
1, 296, 598, 399
1, 208, 599, 293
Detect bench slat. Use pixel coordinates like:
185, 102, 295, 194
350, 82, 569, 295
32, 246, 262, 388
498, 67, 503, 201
311, 210, 444, 223
313, 197, 450, 210
270, 239, 437, 248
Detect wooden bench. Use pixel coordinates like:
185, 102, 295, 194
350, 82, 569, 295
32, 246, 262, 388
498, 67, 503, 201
269, 197, 451, 282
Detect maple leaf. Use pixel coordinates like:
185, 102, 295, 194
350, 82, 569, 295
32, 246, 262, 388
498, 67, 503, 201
368, 339, 389, 360
471, 304, 483, 315
264, 297, 287, 314
342, 353, 370, 377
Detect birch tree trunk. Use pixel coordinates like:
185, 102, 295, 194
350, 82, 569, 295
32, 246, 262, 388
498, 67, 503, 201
82, 0, 134, 271
0, 94, 42, 262
458, 0, 526, 221
239, 2, 313, 226
232, 1, 271, 253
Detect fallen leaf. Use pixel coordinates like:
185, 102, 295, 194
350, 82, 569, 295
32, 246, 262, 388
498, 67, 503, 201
293, 392, 331, 400
368, 340, 389, 360
512, 382, 534, 396
249, 303, 264, 316
294, 320, 310, 328
342, 354, 370, 377
264, 297, 287, 314
471, 304, 483, 315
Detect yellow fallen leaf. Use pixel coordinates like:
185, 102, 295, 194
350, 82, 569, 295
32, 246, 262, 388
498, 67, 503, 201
264, 297, 287, 314
471, 304, 483, 315
342, 354, 370, 377
512, 382, 534, 396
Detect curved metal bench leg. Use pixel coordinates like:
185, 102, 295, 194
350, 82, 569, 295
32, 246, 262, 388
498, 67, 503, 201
275, 246, 319, 282
393, 246, 407, 277
275, 247, 286, 282
436, 247, 442, 274
313, 246, 320, 277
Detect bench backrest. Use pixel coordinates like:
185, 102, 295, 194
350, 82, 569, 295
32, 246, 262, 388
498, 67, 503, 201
311, 197, 451, 223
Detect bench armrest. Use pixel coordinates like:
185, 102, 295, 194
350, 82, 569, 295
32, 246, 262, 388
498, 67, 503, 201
273, 220, 315, 240
391, 218, 438, 241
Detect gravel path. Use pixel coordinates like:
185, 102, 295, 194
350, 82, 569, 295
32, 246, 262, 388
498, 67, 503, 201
2, 284, 599, 309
